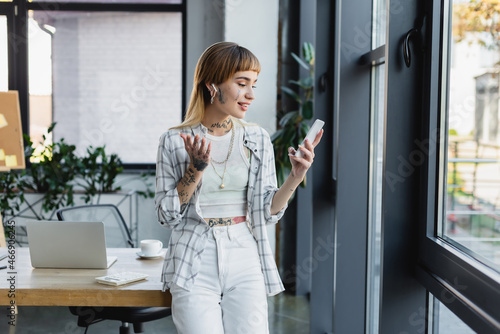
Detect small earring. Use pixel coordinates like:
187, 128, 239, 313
210, 95, 214, 104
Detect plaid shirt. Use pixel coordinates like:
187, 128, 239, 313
155, 121, 287, 296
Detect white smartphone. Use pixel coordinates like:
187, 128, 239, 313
295, 119, 325, 158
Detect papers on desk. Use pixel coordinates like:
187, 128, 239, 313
95, 272, 149, 286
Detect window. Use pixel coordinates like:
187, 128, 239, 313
440, 0, 500, 272
3, 0, 185, 166
29, 0, 181, 2
366, 0, 386, 332
28, 12, 53, 149
0, 15, 7, 92
28, 10, 182, 163
436, 299, 475, 334
418, 0, 500, 332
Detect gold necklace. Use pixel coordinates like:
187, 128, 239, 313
209, 122, 235, 189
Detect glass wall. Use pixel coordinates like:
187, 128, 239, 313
436, 299, 475, 334
29, 0, 181, 3
28, 10, 182, 163
440, 0, 500, 272
0, 15, 7, 92
366, 0, 386, 332
430, 0, 500, 331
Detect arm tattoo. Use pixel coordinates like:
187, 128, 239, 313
180, 168, 196, 187
180, 203, 187, 212
178, 189, 189, 203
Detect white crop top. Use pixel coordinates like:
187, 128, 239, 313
199, 124, 250, 218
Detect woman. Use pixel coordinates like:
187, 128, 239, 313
155, 42, 323, 333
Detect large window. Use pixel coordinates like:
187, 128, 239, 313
3, 0, 185, 166
0, 15, 7, 92
441, 0, 500, 273
419, 0, 500, 332
366, 0, 385, 332
28, 11, 182, 163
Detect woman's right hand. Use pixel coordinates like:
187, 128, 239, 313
179, 133, 211, 172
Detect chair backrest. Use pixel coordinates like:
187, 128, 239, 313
56, 204, 134, 248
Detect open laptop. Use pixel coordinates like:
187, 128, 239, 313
26, 220, 117, 269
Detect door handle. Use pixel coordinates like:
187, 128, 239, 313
403, 28, 420, 68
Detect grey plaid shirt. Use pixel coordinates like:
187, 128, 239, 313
155, 121, 287, 296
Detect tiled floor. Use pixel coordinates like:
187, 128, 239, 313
0, 293, 310, 334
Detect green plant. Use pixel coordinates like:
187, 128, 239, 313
77, 146, 124, 203
20, 123, 80, 214
272, 42, 315, 188
136, 172, 156, 199
0, 170, 23, 218
0, 123, 127, 219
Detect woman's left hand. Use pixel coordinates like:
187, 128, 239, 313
288, 129, 324, 181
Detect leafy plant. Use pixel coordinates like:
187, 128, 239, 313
77, 146, 123, 203
136, 172, 156, 199
0, 170, 23, 218
272, 42, 315, 188
453, 0, 500, 50
0, 123, 127, 218
20, 123, 80, 213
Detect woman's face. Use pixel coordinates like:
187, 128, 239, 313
212, 70, 258, 119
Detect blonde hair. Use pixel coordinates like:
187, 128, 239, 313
171, 42, 261, 129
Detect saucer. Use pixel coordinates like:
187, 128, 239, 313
136, 250, 166, 259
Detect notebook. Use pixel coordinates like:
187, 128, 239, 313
26, 220, 117, 269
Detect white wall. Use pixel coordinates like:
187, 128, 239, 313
224, 0, 280, 135
185, 0, 225, 105
224, 0, 280, 254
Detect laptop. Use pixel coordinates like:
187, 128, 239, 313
26, 220, 117, 269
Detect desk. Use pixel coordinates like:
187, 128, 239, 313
0, 248, 171, 307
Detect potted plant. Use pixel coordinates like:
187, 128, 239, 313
272, 42, 315, 189
18, 123, 81, 217
0, 123, 129, 220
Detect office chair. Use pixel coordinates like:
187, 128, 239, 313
56, 204, 171, 334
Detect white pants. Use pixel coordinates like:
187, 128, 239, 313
170, 223, 269, 334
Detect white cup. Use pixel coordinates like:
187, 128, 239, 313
140, 239, 163, 256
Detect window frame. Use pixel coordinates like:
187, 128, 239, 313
4, 0, 186, 169
417, 0, 500, 332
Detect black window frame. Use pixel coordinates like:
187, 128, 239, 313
2, 0, 187, 170
417, 0, 500, 332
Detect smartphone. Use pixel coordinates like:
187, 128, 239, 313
295, 119, 325, 158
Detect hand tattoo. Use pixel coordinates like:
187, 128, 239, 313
193, 157, 208, 171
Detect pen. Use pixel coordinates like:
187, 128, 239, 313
0, 265, 7, 270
